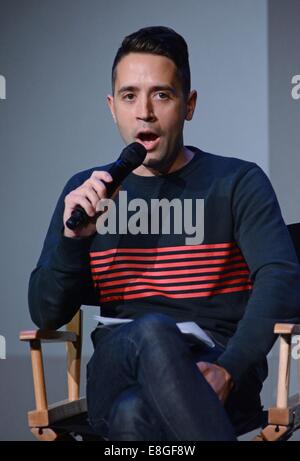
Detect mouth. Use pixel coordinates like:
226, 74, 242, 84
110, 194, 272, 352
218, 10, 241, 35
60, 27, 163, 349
136, 131, 161, 151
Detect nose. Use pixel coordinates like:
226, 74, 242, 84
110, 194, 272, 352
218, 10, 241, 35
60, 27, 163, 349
136, 95, 156, 122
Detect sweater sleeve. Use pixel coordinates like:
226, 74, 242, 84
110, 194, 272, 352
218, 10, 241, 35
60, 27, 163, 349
28, 175, 98, 330
216, 165, 300, 385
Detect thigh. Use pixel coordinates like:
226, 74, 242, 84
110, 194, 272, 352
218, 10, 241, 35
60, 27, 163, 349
86, 314, 193, 429
87, 315, 227, 438
86, 323, 136, 429
87, 314, 183, 415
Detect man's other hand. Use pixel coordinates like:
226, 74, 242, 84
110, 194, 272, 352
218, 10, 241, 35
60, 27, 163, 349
196, 361, 234, 404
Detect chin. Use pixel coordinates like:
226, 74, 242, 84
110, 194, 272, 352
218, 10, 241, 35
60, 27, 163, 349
143, 156, 162, 167
143, 158, 169, 173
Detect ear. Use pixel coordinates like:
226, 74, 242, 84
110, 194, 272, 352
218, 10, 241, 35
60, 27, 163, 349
107, 94, 117, 123
185, 90, 197, 121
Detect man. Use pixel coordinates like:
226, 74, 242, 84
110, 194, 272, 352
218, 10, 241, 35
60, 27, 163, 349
28, 26, 300, 441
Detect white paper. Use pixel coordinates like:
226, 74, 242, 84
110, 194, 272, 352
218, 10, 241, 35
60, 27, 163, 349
176, 321, 215, 348
93, 314, 215, 348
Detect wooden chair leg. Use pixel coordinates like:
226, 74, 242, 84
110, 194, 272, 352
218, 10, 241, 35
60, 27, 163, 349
276, 335, 291, 408
66, 310, 82, 401
253, 424, 289, 441
31, 427, 59, 441
31, 427, 77, 441
30, 339, 48, 411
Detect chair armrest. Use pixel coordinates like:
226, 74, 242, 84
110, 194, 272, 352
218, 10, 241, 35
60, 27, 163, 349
19, 329, 77, 343
274, 323, 300, 335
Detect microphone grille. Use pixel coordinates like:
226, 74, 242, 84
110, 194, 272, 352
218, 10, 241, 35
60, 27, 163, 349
120, 142, 147, 169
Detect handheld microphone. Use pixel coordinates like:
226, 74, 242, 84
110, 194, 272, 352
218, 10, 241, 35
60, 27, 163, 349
66, 142, 147, 231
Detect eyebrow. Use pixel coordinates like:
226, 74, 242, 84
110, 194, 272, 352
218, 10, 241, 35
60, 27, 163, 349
117, 85, 176, 95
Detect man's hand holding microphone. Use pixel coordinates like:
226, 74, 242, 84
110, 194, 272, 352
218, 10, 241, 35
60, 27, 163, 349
63, 142, 147, 239
63, 170, 113, 239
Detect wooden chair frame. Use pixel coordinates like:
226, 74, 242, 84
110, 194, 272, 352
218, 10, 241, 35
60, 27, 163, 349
253, 323, 300, 441
19, 311, 86, 441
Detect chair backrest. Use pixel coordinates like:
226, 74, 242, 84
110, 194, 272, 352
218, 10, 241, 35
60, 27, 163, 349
287, 222, 300, 262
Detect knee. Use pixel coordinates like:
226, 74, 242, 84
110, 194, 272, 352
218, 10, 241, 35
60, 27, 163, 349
129, 312, 179, 344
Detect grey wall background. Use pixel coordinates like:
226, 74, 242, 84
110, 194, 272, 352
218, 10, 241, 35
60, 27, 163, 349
269, 0, 300, 224
0, 0, 298, 441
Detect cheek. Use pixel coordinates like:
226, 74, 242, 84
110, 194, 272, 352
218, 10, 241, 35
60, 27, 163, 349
115, 113, 132, 135
115, 106, 132, 125
159, 106, 185, 131
163, 119, 185, 141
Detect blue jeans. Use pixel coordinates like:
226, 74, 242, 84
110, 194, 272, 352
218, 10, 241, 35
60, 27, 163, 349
86, 313, 261, 441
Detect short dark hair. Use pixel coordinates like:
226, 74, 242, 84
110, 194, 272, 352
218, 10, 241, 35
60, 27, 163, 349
111, 26, 191, 99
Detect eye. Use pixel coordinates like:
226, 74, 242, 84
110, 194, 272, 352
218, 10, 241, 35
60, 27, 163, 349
123, 93, 135, 101
157, 92, 169, 100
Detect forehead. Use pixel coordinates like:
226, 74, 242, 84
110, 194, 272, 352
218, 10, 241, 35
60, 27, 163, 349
114, 52, 180, 88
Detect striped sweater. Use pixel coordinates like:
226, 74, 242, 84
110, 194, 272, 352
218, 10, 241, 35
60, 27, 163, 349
28, 146, 300, 385
90, 243, 252, 304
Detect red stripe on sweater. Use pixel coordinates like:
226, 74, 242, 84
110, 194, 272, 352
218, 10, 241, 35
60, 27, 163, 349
91, 255, 244, 273
99, 284, 252, 302
99, 277, 251, 295
90, 242, 236, 258
91, 262, 248, 281
90, 248, 241, 265
94, 269, 250, 288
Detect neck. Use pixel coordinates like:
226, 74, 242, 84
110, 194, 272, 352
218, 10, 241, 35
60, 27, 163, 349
133, 146, 195, 177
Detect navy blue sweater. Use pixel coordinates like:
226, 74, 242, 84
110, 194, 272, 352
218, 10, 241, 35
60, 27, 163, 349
28, 147, 300, 385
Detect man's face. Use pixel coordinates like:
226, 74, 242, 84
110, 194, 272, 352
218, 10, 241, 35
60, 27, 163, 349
107, 52, 196, 172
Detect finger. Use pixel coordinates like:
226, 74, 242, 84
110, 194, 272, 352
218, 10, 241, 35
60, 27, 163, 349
91, 170, 113, 183
67, 193, 96, 217
88, 178, 109, 199
81, 184, 103, 209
